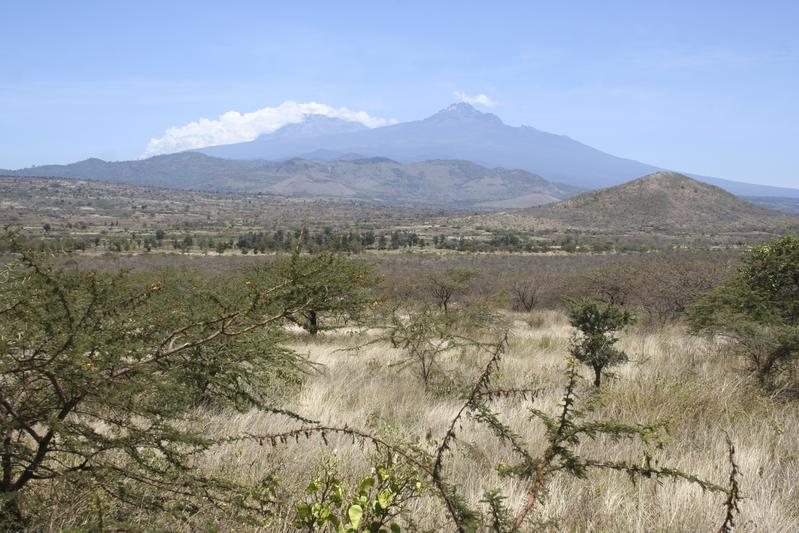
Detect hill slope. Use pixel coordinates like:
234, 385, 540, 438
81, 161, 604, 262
488, 172, 798, 234
197, 103, 799, 198
2, 153, 257, 190
3, 153, 576, 208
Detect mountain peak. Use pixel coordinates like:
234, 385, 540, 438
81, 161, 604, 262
426, 102, 504, 125
637, 171, 697, 184
626, 171, 730, 195
444, 102, 480, 114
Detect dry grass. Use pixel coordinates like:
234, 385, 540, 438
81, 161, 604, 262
194, 313, 798, 531
31, 313, 799, 531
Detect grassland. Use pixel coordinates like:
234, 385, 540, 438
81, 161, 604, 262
27, 311, 797, 531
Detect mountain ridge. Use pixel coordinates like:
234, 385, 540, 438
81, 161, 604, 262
1, 152, 576, 209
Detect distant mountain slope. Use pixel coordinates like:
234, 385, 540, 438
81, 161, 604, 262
488, 172, 798, 234
745, 196, 799, 215
200, 103, 656, 188
4, 153, 575, 208
3, 153, 258, 189
265, 115, 368, 139
692, 175, 799, 199
197, 103, 799, 198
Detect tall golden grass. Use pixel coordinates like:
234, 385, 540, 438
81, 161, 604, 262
31, 312, 798, 531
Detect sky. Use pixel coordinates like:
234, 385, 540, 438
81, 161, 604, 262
1, 0, 797, 187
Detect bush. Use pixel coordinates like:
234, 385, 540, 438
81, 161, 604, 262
427, 268, 480, 314
690, 235, 799, 393
0, 243, 348, 527
566, 299, 636, 387
293, 455, 423, 532
253, 250, 378, 335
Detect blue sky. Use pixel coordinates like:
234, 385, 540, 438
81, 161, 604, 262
1, 0, 797, 187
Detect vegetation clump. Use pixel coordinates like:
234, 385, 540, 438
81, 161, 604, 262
0, 240, 354, 527
690, 234, 799, 393
428, 268, 480, 314
566, 299, 636, 387
257, 250, 378, 335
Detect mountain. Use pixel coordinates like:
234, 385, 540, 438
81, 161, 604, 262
7, 104, 796, 203
1, 153, 258, 190
198, 103, 799, 198
3, 152, 576, 208
488, 172, 798, 234
199, 103, 656, 187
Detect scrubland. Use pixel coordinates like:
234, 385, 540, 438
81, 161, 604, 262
30, 312, 798, 532
4, 220, 797, 532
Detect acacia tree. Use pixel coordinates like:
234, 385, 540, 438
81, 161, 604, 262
428, 268, 479, 314
690, 235, 799, 393
567, 299, 635, 388
377, 304, 499, 389
583, 262, 637, 307
259, 251, 377, 335
0, 244, 340, 528
509, 271, 553, 313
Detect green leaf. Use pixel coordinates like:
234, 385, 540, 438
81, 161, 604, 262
348, 504, 364, 529
331, 484, 344, 506
296, 503, 311, 519
390, 523, 402, 533
376, 466, 389, 481
377, 489, 394, 510
357, 475, 376, 494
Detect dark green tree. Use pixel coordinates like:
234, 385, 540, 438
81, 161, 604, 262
566, 299, 635, 388
254, 251, 378, 335
689, 234, 799, 392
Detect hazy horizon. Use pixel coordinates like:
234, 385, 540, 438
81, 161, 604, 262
1, 1, 797, 188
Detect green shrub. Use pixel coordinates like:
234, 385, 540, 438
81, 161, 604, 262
293, 456, 423, 532
0, 241, 349, 527
255, 250, 378, 335
566, 299, 636, 387
690, 235, 799, 393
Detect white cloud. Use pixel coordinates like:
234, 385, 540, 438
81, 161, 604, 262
142, 101, 394, 157
453, 91, 497, 108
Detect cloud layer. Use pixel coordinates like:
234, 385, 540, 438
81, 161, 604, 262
453, 91, 497, 108
143, 101, 394, 157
